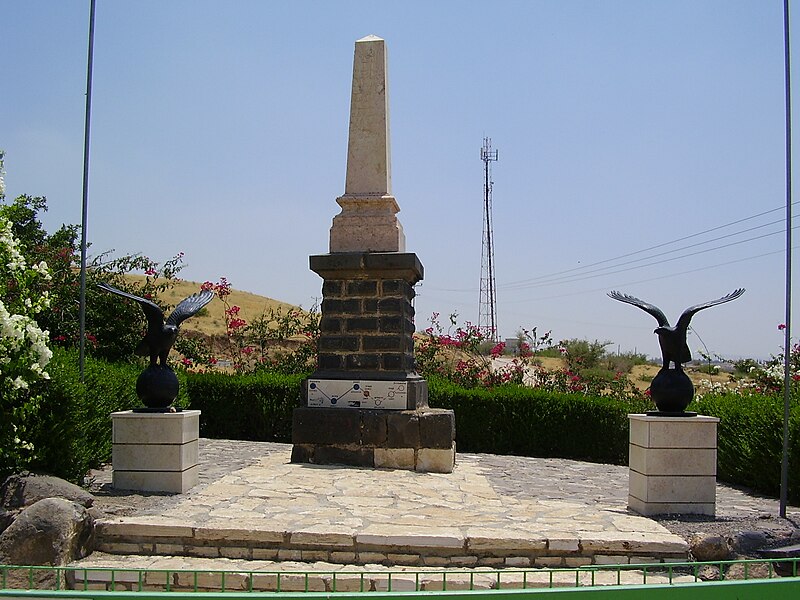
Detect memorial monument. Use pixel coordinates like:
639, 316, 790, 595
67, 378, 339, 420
291, 35, 456, 473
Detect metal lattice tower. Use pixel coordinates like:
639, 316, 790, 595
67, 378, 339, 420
478, 137, 499, 342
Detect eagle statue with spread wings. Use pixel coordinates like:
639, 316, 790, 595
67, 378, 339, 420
98, 282, 214, 367
607, 289, 745, 369
608, 288, 744, 414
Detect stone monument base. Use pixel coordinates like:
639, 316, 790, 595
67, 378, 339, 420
627, 413, 719, 516
291, 406, 456, 473
111, 409, 200, 493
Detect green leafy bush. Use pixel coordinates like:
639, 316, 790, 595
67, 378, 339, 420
186, 371, 304, 442
694, 393, 800, 502
4, 348, 190, 483
428, 376, 649, 464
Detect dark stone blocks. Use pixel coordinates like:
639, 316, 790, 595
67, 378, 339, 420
291, 406, 455, 472
346, 317, 379, 331
292, 408, 360, 445
363, 336, 402, 351
319, 336, 359, 351
361, 411, 388, 445
420, 410, 456, 449
348, 281, 378, 296
387, 413, 420, 448
346, 353, 380, 370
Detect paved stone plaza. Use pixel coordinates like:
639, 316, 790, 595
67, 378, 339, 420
80, 438, 799, 574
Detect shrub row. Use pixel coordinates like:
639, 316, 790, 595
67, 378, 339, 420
427, 376, 650, 464
185, 371, 302, 442
693, 393, 800, 503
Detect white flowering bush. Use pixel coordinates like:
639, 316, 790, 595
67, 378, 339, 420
0, 152, 54, 472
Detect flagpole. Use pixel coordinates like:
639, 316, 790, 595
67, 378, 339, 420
79, 0, 96, 382
781, 0, 793, 518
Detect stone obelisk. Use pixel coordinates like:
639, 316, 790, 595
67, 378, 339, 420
291, 35, 455, 473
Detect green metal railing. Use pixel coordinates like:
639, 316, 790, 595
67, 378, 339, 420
0, 558, 798, 597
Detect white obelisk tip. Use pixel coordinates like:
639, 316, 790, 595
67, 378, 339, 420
329, 35, 405, 253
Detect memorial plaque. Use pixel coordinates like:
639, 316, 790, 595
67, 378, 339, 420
307, 379, 408, 409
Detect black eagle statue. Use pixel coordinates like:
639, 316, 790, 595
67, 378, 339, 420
97, 282, 214, 367
607, 288, 745, 369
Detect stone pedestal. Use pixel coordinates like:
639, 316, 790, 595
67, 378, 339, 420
292, 252, 456, 473
111, 410, 200, 493
627, 414, 719, 516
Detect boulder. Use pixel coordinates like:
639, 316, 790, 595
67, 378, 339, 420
0, 498, 94, 566
689, 533, 732, 562
0, 474, 95, 511
729, 530, 770, 556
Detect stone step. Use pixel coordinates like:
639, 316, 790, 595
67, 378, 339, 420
95, 516, 688, 569
69, 552, 700, 593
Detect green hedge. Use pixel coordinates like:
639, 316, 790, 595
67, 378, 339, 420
428, 376, 650, 464
185, 371, 303, 442
693, 393, 800, 502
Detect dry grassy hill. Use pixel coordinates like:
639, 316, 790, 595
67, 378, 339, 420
124, 276, 301, 337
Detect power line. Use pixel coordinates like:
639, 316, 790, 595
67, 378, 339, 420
426, 203, 795, 295
501, 218, 785, 290
502, 202, 796, 287
501, 223, 792, 290
502, 246, 791, 304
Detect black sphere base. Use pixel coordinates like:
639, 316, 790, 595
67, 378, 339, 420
649, 367, 694, 414
132, 407, 183, 413
645, 410, 698, 418
136, 365, 179, 409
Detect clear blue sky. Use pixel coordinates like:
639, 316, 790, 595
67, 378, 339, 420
1, 0, 795, 360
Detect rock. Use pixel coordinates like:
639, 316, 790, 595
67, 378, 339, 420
729, 530, 770, 556
0, 498, 94, 566
725, 561, 775, 580
0, 509, 14, 534
1, 474, 95, 510
695, 565, 721, 581
689, 533, 732, 562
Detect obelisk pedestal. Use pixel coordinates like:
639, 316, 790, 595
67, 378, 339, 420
292, 35, 455, 473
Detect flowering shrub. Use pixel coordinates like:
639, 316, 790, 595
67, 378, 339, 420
181, 277, 318, 374
744, 326, 800, 395
415, 313, 537, 388
0, 205, 53, 472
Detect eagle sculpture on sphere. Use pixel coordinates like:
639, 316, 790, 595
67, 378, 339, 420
97, 282, 214, 367
607, 288, 745, 369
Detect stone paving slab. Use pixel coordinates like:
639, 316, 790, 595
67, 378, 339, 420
92, 441, 689, 567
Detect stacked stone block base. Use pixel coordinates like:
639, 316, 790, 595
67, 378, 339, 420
111, 410, 200, 493
291, 407, 456, 473
627, 414, 719, 516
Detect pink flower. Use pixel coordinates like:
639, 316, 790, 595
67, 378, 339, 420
144, 268, 157, 276
778, 323, 787, 331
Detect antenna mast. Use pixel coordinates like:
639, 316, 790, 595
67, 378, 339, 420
479, 137, 499, 342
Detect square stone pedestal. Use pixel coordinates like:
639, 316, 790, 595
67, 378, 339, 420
111, 410, 200, 493
628, 414, 719, 516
